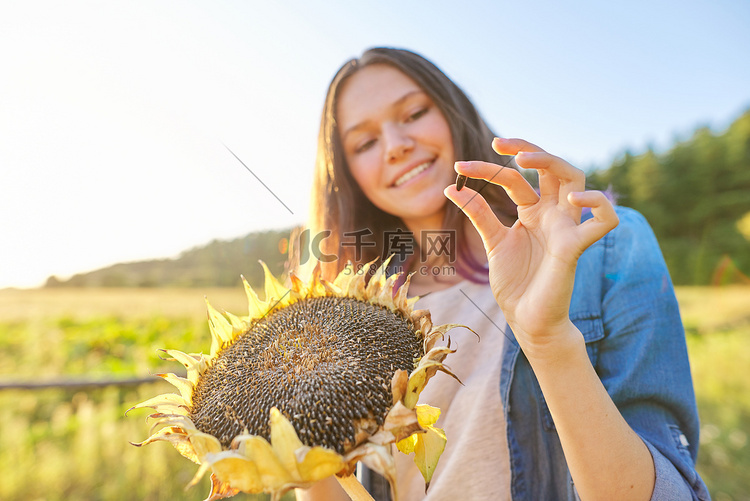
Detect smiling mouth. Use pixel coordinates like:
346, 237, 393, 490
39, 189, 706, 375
393, 160, 434, 187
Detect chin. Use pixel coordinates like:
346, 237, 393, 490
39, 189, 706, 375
395, 202, 448, 228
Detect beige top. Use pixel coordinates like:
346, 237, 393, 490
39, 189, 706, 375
394, 279, 512, 501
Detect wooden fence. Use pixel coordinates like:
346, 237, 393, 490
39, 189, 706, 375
0, 376, 162, 391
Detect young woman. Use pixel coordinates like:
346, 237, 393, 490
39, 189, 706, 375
298, 47, 709, 500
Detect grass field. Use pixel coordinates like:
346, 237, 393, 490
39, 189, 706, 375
0, 286, 748, 500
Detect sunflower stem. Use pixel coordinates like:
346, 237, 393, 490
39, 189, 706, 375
336, 475, 375, 501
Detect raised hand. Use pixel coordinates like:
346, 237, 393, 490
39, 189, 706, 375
444, 138, 619, 358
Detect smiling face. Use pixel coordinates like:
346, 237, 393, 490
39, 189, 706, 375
336, 64, 456, 234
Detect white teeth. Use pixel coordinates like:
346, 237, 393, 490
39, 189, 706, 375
394, 161, 432, 187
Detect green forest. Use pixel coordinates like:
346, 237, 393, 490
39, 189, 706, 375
46, 108, 750, 288
588, 108, 750, 285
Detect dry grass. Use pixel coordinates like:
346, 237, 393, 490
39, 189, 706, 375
0, 287, 249, 322
675, 286, 750, 334
0, 286, 747, 500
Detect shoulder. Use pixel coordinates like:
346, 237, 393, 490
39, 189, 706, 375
610, 205, 658, 246
606, 206, 669, 280
573, 206, 672, 319
579, 205, 664, 272
582, 205, 654, 247
612, 205, 648, 224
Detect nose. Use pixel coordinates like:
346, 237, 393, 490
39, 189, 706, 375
382, 123, 414, 163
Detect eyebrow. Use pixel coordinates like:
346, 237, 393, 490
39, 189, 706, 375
340, 90, 426, 140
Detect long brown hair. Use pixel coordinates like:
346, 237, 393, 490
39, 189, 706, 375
307, 47, 517, 280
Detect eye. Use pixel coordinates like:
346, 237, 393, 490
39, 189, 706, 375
355, 138, 377, 153
405, 107, 429, 123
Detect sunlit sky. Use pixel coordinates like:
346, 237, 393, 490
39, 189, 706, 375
1, 0, 748, 288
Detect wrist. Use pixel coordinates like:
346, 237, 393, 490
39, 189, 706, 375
510, 320, 586, 367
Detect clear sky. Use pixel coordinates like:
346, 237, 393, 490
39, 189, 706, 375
1, 0, 748, 288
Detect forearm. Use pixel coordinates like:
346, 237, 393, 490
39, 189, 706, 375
523, 322, 655, 501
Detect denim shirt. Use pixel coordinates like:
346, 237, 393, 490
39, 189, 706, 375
500, 207, 711, 500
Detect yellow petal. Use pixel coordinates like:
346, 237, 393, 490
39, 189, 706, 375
127, 393, 188, 415
395, 405, 441, 455
261, 261, 290, 305
308, 262, 327, 297
415, 404, 441, 427
188, 457, 212, 488
269, 408, 304, 481
396, 433, 417, 455
156, 373, 194, 404
412, 424, 446, 487
205, 453, 264, 493
404, 361, 440, 409
406, 296, 419, 310
377, 272, 399, 311
332, 262, 354, 292
187, 431, 223, 460
147, 414, 197, 435
242, 275, 268, 319
131, 426, 201, 463
206, 473, 241, 501
289, 273, 309, 297
224, 310, 248, 332
346, 257, 378, 301
206, 298, 234, 356
383, 401, 422, 442
365, 255, 393, 299
404, 357, 461, 410
346, 266, 367, 301
238, 436, 294, 491
396, 404, 446, 487
131, 425, 187, 446
295, 446, 345, 481
320, 278, 342, 297
393, 272, 415, 314
164, 349, 205, 386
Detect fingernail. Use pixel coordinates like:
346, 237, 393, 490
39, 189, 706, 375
455, 174, 467, 191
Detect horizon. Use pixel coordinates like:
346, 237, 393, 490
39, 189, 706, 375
13, 106, 750, 291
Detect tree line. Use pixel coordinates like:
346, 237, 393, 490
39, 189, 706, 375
587, 108, 750, 285
45, 229, 290, 289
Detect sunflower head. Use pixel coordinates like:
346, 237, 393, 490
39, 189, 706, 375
130, 258, 463, 500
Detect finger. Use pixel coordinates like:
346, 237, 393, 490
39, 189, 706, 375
491, 137, 546, 155
513, 151, 559, 201
454, 160, 540, 207
515, 151, 585, 193
491, 137, 554, 198
493, 138, 584, 215
494, 137, 584, 193
568, 191, 619, 248
444, 185, 508, 251
516, 151, 585, 220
